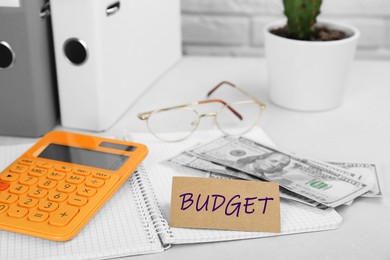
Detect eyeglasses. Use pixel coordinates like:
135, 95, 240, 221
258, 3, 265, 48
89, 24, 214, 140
137, 81, 266, 142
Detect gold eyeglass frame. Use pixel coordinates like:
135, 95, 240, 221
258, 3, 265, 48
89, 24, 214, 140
137, 81, 266, 142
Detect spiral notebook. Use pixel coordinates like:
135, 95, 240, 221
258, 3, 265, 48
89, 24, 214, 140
0, 127, 342, 259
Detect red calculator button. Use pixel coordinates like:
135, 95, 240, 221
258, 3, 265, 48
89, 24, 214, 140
0, 180, 10, 191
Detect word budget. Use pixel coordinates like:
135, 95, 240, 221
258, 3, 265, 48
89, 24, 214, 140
179, 192, 275, 217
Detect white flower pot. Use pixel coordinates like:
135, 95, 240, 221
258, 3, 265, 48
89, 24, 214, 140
264, 20, 360, 111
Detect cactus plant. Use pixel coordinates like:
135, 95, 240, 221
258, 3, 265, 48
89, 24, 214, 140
283, 0, 322, 40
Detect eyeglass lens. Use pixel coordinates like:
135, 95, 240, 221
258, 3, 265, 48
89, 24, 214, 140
216, 101, 262, 136
147, 108, 199, 142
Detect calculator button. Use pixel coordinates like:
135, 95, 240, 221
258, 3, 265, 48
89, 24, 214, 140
28, 210, 49, 222
18, 196, 39, 208
28, 187, 48, 199
38, 200, 59, 212
0, 193, 18, 204
85, 177, 104, 188
18, 158, 35, 166
55, 165, 72, 173
49, 205, 79, 227
0, 180, 10, 191
68, 195, 88, 206
19, 175, 38, 186
29, 167, 47, 177
1, 172, 19, 182
37, 179, 57, 190
36, 162, 54, 169
57, 183, 77, 193
47, 171, 66, 181
10, 164, 29, 173
9, 184, 28, 195
77, 186, 96, 197
73, 168, 91, 176
66, 174, 84, 184
48, 191, 68, 203
92, 171, 110, 180
8, 205, 28, 218
0, 204, 8, 213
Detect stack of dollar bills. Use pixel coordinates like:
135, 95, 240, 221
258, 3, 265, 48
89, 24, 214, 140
164, 136, 383, 209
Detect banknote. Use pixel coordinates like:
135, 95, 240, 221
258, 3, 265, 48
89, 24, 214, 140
188, 136, 371, 208
165, 151, 327, 209
298, 160, 360, 205
326, 161, 383, 197
165, 151, 259, 181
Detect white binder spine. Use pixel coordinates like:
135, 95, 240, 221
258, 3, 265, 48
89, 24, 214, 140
50, 0, 182, 131
51, 0, 104, 130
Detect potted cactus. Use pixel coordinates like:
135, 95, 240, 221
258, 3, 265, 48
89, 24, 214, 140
264, 0, 360, 111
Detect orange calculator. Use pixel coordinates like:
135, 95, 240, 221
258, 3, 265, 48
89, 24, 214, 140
0, 131, 148, 241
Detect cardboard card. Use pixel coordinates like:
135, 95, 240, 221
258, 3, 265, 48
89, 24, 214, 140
170, 177, 280, 233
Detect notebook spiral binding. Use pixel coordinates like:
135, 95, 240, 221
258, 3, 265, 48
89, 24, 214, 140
130, 164, 174, 248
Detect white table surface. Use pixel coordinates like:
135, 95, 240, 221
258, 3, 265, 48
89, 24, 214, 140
1, 57, 389, 260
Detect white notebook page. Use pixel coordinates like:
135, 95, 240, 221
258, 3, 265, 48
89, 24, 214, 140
129, 127, 342, 245
0, 144, 163, 260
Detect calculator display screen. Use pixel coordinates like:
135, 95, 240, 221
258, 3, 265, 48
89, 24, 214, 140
38, 143, 129, 171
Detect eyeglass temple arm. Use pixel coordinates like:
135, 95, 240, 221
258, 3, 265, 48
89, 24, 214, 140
198, 99, 243, 120
137, 104, 189, 120
207, 81, 266, 109
138, 99, 243, 121
207, 81, 236, 97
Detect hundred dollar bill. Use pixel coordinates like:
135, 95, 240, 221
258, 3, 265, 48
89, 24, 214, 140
308, 160, 382, 198
188, 136, 371, 208
165, 151, 328, 209
165, 151, 258, 181
298, 160, 359, 205
326, 161, 383, 197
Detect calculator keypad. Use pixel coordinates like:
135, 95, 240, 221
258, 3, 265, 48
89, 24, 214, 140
0, 158, 119, 239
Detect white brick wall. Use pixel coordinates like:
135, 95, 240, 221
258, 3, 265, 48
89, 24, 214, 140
181, 0, 390, 59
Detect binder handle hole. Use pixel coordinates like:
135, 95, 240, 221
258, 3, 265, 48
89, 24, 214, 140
0, 41, 15, 70
63, 39, 88, 66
